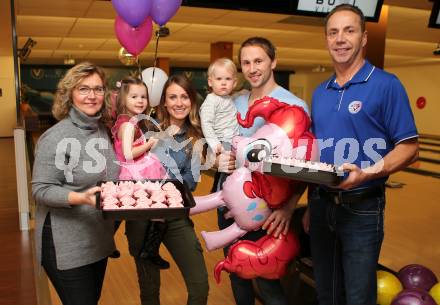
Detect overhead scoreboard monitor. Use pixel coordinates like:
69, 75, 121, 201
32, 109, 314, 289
428, 0, 440, 28
182, 0, 384, 22
294, 0, 383, 22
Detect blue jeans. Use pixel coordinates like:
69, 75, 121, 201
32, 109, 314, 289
217, 207, 287, 305
308, 187, 385, 305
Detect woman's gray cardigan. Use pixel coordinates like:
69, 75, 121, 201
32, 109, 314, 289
32, 106, 119, 270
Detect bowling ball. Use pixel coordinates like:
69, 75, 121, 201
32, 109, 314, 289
429, 283, 440, 304
391, 288, 437, 305
398, 264, 438, 291
378, 270, 403, 305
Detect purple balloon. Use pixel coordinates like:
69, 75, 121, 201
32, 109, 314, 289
398, 264, 438, 291
111, 0, 152, 27
150, 0, 182, 26
114, 15, 153, 56
391, 288, 437, 305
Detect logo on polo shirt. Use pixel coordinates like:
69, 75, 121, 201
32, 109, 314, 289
348, 101, 362, 114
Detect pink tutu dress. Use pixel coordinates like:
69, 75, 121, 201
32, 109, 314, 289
112, 115, 167, 180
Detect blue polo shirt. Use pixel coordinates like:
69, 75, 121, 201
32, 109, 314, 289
311, 60, 418, 186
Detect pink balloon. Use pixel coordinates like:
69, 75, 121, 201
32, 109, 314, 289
114, 15, 152, 56
191, 168, 272, 251
189, 97, 314, 282
214, 231, 300, 283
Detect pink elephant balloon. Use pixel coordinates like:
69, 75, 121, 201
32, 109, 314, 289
191, 167, 272, 251
191, 97, 316, 281
114, 15, 153, 56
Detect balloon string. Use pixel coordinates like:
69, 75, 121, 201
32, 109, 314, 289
136, 56, 142, 80
153, 29, 160, 69
150, 29, 161, 99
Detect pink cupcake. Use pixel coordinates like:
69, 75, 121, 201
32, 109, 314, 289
144, 181, 162, 193
117, 187, 133, 199
168, 202, 184, 208
150, 202, 168, 209
150, 190, 166, 203
119, 196, 136, 206
133, 189, 148, 199
167, 197, 183, 205
165, 190, 182, 199
162, 182, 178, 191
102, 203, 120, 210
102, 196, 119, 207
119, 204, 136, 209
136, 196, 152, 207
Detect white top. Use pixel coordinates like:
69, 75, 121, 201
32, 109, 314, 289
200, 93, 240, 151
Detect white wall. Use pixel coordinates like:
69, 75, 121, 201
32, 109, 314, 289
290, 71, 332, 107
387, 64, 440, 135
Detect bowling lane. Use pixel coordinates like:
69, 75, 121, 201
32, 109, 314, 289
380, 171, 440, 276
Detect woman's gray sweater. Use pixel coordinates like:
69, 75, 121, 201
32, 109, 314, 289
32, 106, 120, 270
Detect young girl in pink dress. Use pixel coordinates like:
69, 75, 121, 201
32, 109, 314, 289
112, 76, 169, 269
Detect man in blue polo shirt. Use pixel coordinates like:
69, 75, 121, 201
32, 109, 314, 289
306, 4, 419, 305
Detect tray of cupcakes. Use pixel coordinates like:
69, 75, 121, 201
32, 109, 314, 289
96, 179, 195, 220
262, 157, 344, 186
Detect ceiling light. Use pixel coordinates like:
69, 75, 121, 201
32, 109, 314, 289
312, 65, 326, 73
434, 43, 440, 56
64, 55, 75, 65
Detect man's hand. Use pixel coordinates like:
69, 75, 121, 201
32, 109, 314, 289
262, 203, 295, 237
262, 183, 307, 237
336, 163, 367, 190
337, 139, 419, 190
215, 150, 236, 173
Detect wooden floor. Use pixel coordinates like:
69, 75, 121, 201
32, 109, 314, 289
1, 135, 440, 305
0, 138, 37, 305
380, 171, 440, 275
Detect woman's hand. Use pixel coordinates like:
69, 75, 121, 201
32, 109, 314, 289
68, 186, 101, 206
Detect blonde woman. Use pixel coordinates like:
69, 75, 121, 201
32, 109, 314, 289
32, 62, 119, 305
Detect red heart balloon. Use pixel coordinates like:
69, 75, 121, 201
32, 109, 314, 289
214, 231, 300, 283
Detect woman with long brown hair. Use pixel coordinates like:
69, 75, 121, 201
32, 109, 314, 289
125, 74, 209, 305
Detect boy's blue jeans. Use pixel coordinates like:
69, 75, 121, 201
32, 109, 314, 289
308, 186, 385, 305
